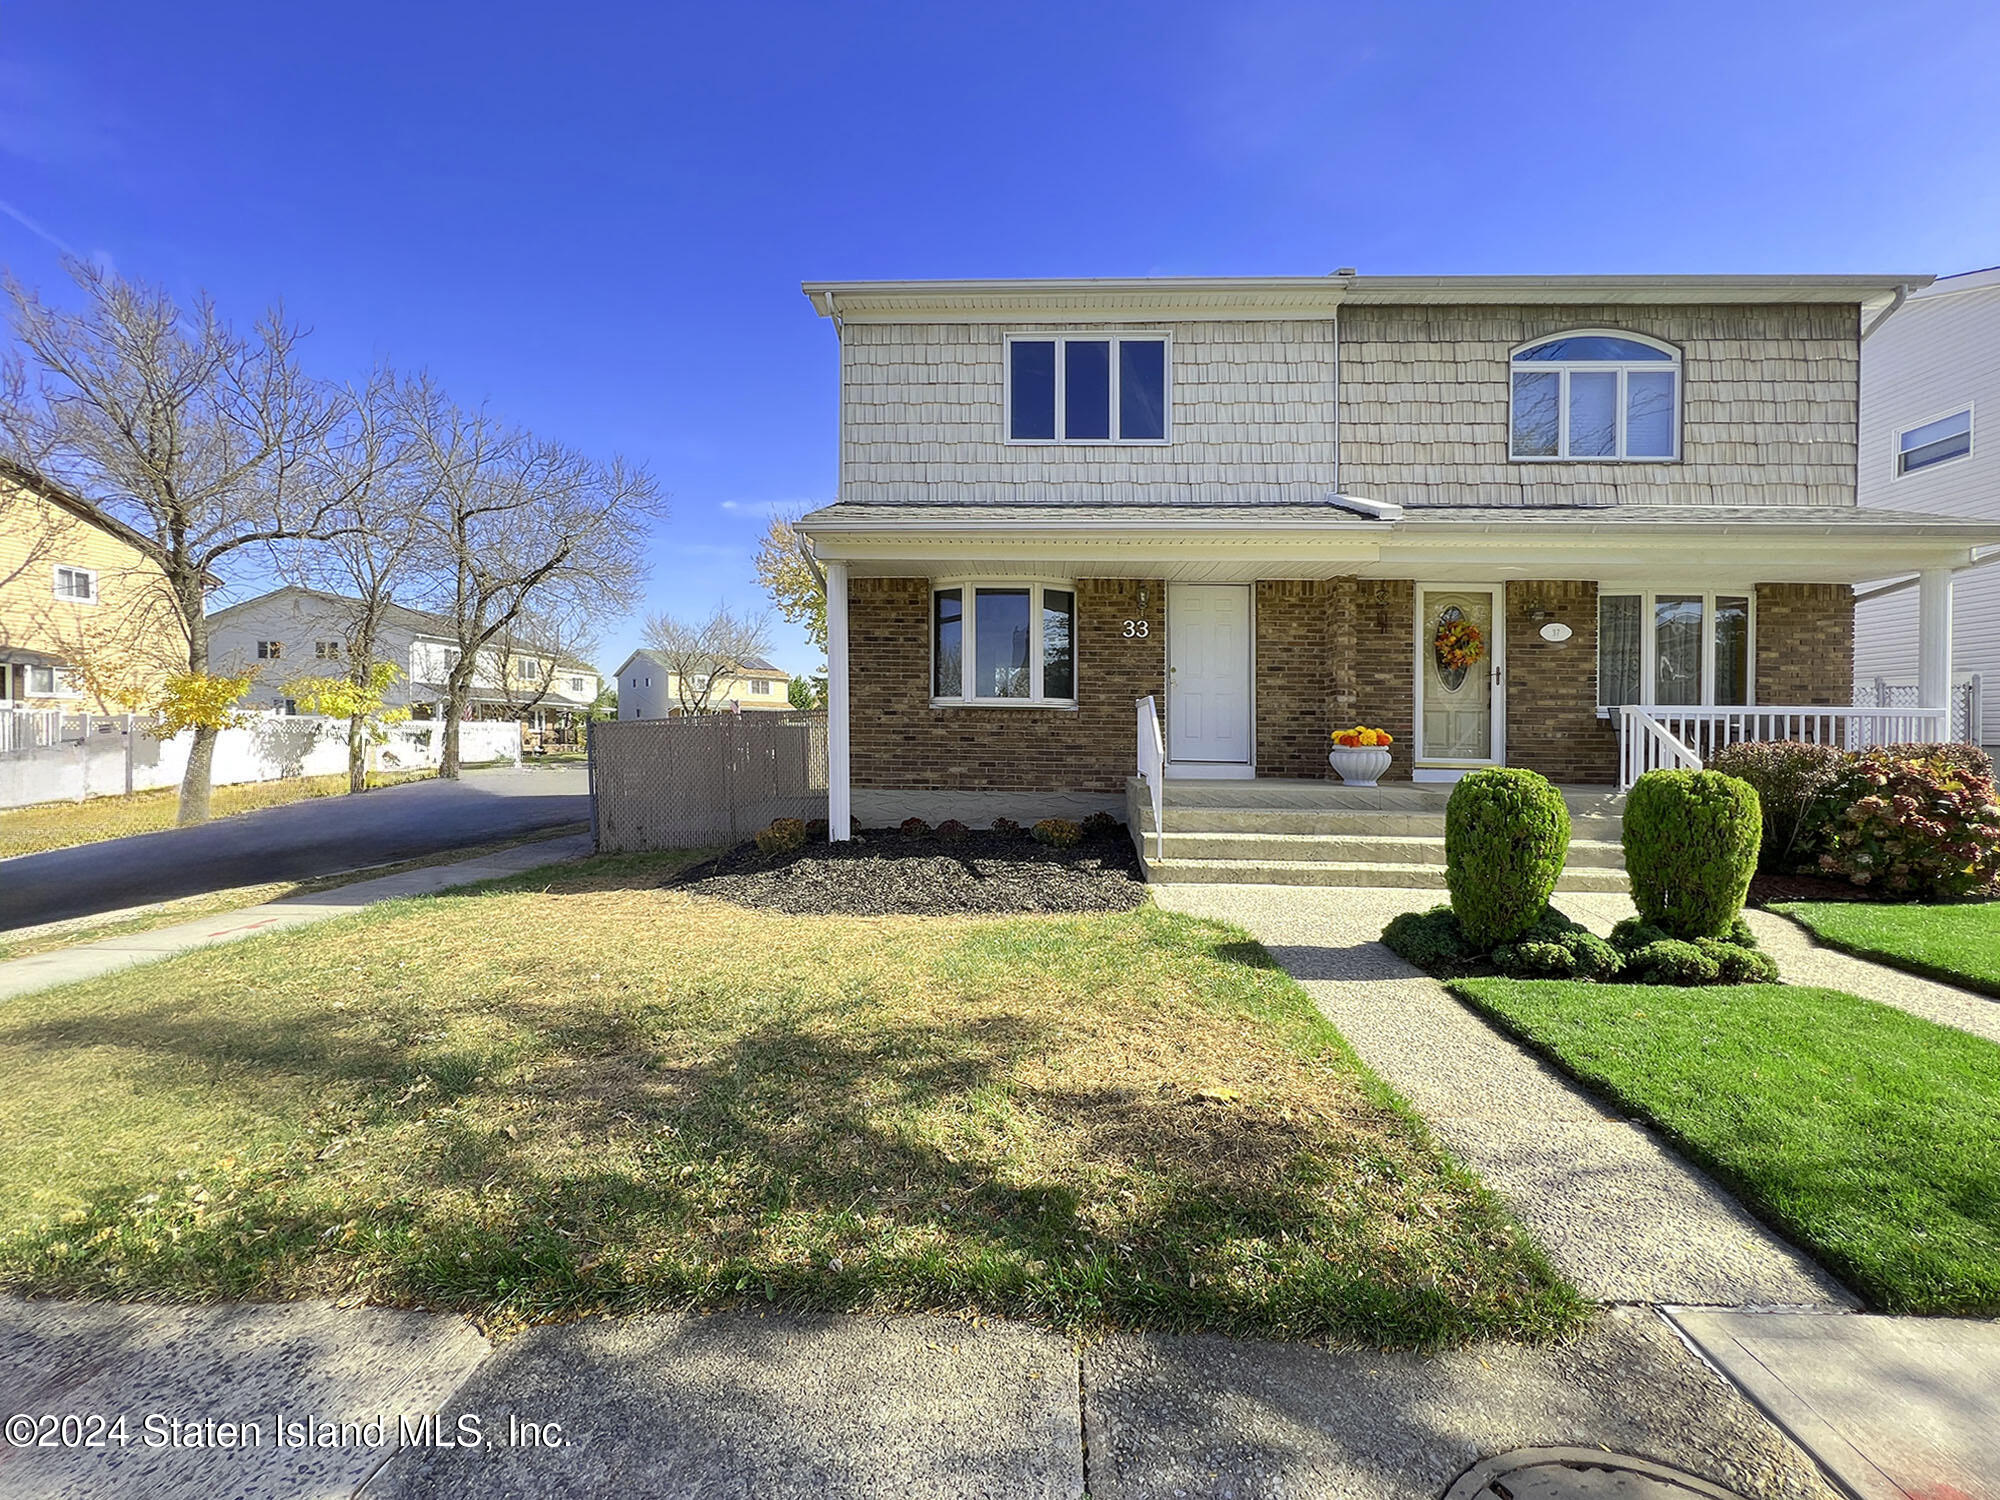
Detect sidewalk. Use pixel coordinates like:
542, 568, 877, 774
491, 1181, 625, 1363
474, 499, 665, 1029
0, 834, 593, 1003
1741, 907, 2000, 1047
0, 1296, 1842, 1500
1152, 883, 1850, 1309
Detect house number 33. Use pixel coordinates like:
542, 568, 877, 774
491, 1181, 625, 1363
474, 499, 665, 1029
1122, 619, 1150, 638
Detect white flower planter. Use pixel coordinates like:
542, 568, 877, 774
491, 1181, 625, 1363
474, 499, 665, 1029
1328, 747, 1392, 787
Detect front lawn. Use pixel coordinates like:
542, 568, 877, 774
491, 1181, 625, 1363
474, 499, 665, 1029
1774, 900, 2000, 998
0, 854, 1583, 1348
0, 770, 437, 859
1450, 977, 2000, 1314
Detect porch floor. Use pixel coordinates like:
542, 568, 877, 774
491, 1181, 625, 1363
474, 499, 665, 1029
1157, 776, 1625, 817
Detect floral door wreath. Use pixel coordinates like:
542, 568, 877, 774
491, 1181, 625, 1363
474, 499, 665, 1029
1433, 614, 1486, 673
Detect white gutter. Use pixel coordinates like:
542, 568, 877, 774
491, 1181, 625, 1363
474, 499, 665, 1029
1861, 282, 1911, 341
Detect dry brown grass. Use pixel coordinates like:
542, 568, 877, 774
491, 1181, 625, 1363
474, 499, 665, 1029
0, 770, 438, 859
0, 851, 1585, 1347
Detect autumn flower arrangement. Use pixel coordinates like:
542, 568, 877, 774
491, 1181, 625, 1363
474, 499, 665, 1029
1331, 725, 1394, 748
1433, 617, 1486, 672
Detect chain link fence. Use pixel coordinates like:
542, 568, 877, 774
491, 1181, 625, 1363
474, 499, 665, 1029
588, 712, 828, 852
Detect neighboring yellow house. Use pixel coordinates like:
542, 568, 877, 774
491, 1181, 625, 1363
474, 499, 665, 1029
611, 650, 795, 718
0, 461, 184, 712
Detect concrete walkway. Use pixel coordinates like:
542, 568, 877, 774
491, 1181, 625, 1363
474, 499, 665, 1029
1741, 908, 2000, 1047
0, 833, 593, 1003
1153, 884, 1851, 1309
0, 1297, 1841, 1500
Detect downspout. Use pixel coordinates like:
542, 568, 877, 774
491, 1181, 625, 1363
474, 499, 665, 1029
1330, 304, 1341, 498
1860, 283, 1910, 342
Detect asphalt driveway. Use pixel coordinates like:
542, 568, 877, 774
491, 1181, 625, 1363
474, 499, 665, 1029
0, 767, 589, 930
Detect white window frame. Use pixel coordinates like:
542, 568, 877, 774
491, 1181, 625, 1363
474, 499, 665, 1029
1509, 329, 1682, 462
1003, 332, 1173, 447
1595, 588, 1756, 712
52, 565, 98, 604
930, 579, 1079, 708
1893, 402, 1974, 479
25, 663, 80, 698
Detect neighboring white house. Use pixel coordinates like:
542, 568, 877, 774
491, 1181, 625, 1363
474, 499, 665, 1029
1855, 265, 1999, 744
207, 586, 603, 730
612, 649, 792, 718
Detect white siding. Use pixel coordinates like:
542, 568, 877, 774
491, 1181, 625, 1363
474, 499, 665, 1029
840, 320, 1339, 504
1855, 275, 2000, 688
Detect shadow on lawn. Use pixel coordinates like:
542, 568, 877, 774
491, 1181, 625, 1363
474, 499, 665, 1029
0, 975, 1566, 1344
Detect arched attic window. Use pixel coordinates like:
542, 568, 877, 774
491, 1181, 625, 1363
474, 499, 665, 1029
1509, 331, 1680, 461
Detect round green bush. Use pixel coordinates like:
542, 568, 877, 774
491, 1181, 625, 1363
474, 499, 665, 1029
1381, 906, 1478, 975
1445, 769, 1572, 948
1031, 817, 1082, 848
1694, 937, 1780, 985
1621, 770, 1761, 939
1625, 938, 1720, 986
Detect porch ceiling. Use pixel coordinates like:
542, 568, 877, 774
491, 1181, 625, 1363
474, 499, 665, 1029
801, 503, 2000, 586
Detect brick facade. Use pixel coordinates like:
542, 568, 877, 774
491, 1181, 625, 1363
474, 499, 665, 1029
847, 574, 1857, 799
849, 576, 1163, 796
1504, 581, 1619, 785
1755, 583, 1855, 705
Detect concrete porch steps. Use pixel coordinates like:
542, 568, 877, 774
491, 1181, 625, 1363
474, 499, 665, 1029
1125, 776, 1629, 891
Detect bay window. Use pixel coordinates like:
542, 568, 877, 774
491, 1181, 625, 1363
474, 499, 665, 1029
931, 583, 1076, 706
1598, 591, 1752, 710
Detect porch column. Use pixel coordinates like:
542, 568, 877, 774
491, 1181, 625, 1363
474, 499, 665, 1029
1918, 566, 1954, 716
825, 560, 851, 840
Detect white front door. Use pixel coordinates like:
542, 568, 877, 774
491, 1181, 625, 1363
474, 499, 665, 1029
1168, 585, 1252, 766
1415, 584, 1505, 771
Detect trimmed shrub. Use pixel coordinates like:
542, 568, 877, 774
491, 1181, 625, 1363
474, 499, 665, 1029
935, 818, 970, 842
1817, 746, 2000, 899
990, 817, 1021, 835
754, 817, 807, 856
1445, 768, 1572, 948
805, 818, 830, 842
1622, 770, 1761, 939
1709, 740, 1848, 873
1081, 811, 1120, 838
1381, 906, 1480, 976
1032, 817, 1082, 848
899, 816, 933, 839
1694, 937, 1781, 985
1491, 908, 1623, 982
1623, 938, 1721, 986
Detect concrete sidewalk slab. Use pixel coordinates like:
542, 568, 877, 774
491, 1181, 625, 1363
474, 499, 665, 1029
1081, 1308, 1836, 1500
0, 1296, 491, 1500
361, 1309, 1083, 1500
1742, 909, 2000, 1047
1155, 884, 1851, 1309
0, 833, 592, 1002
1669, 1309, 2000, 1500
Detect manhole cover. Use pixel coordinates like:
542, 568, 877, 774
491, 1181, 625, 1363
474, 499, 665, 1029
1444, 1448, 1750, 1500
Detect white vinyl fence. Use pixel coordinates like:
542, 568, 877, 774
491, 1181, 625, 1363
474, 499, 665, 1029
0, 710, 520, 810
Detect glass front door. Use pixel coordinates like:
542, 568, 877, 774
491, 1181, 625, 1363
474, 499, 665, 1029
1417, 586, 1502, 766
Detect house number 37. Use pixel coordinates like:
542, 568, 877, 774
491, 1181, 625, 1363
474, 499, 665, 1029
1122, 619, 1150, 638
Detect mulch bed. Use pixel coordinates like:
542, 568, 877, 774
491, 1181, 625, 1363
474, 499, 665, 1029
1748, 870, 1882, 906
667, 827, 1147, 916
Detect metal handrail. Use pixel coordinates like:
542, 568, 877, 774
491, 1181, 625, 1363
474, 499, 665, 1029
1135, 695, 1166, 862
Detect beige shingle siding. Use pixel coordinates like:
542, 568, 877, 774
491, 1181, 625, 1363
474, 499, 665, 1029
841, 320, 1339, 504
1337, 303, 1860, 508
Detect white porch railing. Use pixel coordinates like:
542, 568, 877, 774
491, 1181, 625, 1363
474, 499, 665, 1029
1617, 704, 1953, 789
1135, 695, 1166, 860
0, 708, 70, 755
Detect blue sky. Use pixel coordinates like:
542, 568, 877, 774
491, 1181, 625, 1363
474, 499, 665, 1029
4, 1, 1997, 679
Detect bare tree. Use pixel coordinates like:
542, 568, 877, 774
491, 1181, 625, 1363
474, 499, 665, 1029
282, 369, 425, 792
492, 605, 599, 742
641, 603, 773, 714
401, 378, 660, 775
1, 260, 361, 822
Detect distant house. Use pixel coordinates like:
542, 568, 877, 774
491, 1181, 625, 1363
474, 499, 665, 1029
0, 460, 183, 713
1854, 265, 2000, 746
206, 586, 602, 733
612, 650, 792, 718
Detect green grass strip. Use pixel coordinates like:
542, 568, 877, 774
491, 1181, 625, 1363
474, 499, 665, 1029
1774, 900, 2000, 1000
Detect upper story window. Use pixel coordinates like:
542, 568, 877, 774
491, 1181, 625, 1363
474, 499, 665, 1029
751, 678, 772, 694
1510, 332, 1680, 461
53, 565, 97, 602
514, 657, 540, 682
569, 675, 587, 694
256, 640, 283, 659
314, 639, 342, 660
932, 582, 1076, 706
1897, 407, 1972, 476
1007, 335, 1169, 444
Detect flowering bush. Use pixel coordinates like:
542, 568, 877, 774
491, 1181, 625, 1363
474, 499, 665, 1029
1817, 747, 2000, 899
1433, 618, 1485, 672
1331, 725, 1395, 748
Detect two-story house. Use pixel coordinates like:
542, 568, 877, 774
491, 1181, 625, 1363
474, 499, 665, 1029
206, 586, 602, 732
794, 274, 2000, 867
612, 649, 793, 718
0, 460, 183, 715
1853, 265, 1999, 746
